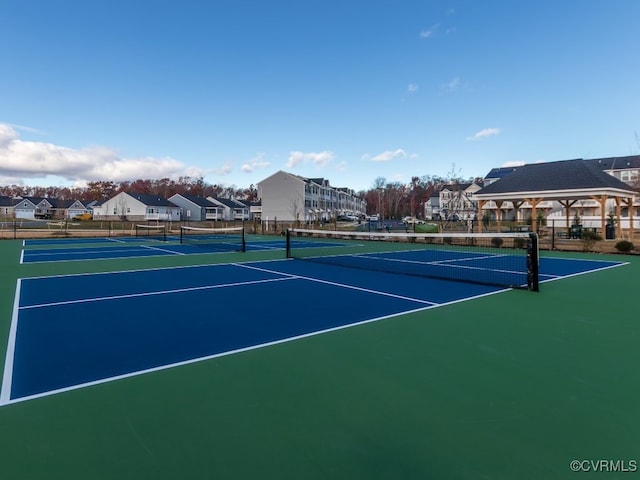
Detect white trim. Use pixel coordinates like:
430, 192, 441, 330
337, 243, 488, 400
0, 280, 22, 405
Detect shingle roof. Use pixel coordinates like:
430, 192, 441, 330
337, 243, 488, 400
0, 196, 14, 207
587, 155, 640, 171
211, 197, 244, 208
127, 192, 176, 207
476, 159, 635, 195
174, 194, 216, 207
442, 182, 474, 191
484, 166, 519, 180
21, 196, 46, 205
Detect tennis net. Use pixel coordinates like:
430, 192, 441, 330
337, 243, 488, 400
286, 228, 539, 291
180, 226, 246, 252
135, 224, 167, 241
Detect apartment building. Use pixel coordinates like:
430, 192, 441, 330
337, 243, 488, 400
256, 171, 366, 222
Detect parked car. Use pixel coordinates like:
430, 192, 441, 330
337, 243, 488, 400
72, 213, 93, 221
402, 216, 425, 225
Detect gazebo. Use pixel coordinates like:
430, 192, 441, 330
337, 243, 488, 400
473, 159, 637, 237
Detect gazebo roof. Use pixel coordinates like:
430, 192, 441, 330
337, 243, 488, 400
475, 159, 636, 201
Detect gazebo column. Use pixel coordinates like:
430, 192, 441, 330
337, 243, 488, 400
512, 200, 524, 224
623, 197, 635, 238
590, 195, 609, 235
477, 199, 487, 232
494, 200, 504, 232
615, 197, 622, 238
525, 198, 543, 232
558, 200, 577, 231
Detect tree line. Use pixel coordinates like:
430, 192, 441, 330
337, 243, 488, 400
0, 177, 259, 203
363, 174, 481, 219
1, 172, 480, 218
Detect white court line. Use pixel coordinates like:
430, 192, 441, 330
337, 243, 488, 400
539, 261, 628, 284
0, 280, 21, 406
24, 247, 149, 257
20, 276, 296, 310
21, 256, 287, 281
233, 263, 439, 306
249, 243, 283, 250
0, 282, 509, 407
141, 244, 186, 255
2, 255, 627, 405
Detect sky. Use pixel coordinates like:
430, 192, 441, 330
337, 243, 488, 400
1, 0, 639, 193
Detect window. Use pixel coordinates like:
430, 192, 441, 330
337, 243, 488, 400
621, 170, 638, 183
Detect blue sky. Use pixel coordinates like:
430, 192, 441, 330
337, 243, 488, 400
1, 0, 639, 192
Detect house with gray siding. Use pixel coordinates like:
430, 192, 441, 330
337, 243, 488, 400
206, 197, 250, 221
168, 194, 223, 221
0, 196, 14, 217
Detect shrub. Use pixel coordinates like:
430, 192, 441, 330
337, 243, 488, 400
580, 230, 602, 252
491, 237, 504, 248
614, 240, 634, 253
514, 237, 526, 249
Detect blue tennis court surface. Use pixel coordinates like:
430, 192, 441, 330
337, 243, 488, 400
1, 255, 624, 405
24, 237, 133, 246
20, 238, 342, 263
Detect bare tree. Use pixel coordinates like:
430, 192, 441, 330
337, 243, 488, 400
117, 196, 129, 221
289, 193, 303, 226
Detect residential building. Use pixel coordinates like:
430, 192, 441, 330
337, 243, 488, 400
207, 197, 250, 222
92, 192, 181, 221
11, 197, 87, 220
438, 182, 482, 220
168, 194, 223, 222
590, 155, 640, 185
257, 171, 366, 222
482, 166, 519, 187
0, 196, 14, 217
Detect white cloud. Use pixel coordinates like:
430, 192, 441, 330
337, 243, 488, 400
212, 161, 233, 176
370, 149, 407, 162
241, 153, 270, 173
420, 25, 439, 38
446, 77, 460, 92
407, 83, 419, 94
0, 123, 205, 183
286, 150, 335, 168
466, 128, 501, 141
502, 160, 525, 168
335, 161, 347, 172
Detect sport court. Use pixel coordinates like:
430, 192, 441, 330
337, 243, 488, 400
1, 229, 624, 406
